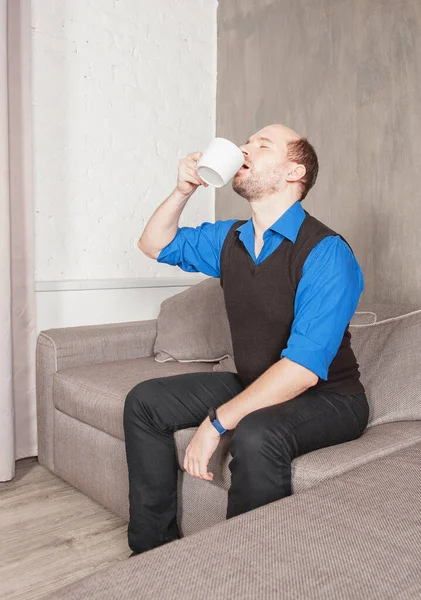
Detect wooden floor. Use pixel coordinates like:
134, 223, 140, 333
0, 456, 131, 600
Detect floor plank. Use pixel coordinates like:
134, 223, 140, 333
0, 457, 131, 600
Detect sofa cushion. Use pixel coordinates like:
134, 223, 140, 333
174, 420, 421, 493
356, 302, 419, 321
213, 354, 237, 373
154, 277, 233, 364
350, 308, 421, 426
348, 311, 377, 325
53, 357, 216, 441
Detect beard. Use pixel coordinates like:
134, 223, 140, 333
232, 165, 284, 201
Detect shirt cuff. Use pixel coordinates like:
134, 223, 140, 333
280, 332, 330, 380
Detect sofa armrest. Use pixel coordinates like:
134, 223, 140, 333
36, 319, 157, 472
37, 319, 157, 371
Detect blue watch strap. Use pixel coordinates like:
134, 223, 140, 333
211, 416, 227, 435
208, 408, 228, 435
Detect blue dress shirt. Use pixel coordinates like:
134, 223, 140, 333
157, 201, 364, 381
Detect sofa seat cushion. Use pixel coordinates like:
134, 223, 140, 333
53, 357, 216, 441
174, 420, 421, 493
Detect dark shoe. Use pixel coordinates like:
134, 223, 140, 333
129, 550, 140, 558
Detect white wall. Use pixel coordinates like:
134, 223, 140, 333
31, 0, 217, 331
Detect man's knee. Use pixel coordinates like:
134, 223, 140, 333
230, 411, 267, 455
230, 410, 292, 458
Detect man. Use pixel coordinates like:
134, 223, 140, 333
124, 123, 370, 557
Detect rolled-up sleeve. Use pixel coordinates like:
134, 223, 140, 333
280, 235, 364, 380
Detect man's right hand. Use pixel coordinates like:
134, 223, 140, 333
176, 152, 209, 197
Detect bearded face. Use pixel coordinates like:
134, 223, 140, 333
232, 159, 288, 201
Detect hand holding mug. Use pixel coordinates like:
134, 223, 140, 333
176, 152, 209, 197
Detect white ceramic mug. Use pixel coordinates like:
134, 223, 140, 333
197, 137, 245, 188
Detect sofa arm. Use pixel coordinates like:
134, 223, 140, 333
36, 319, 157, 472
37, 319, 157, 371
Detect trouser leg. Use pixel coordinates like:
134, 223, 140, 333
227, 390, 370, 519
123, 370, 244, 553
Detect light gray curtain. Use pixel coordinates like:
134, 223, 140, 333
0, 0, 36, 482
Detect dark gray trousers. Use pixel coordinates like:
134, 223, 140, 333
123, 371, 369, 554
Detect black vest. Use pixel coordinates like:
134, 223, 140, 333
219, 209, 365, 395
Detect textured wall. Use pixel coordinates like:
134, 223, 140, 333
216, 0, 421, 305
32, 0, 217, 282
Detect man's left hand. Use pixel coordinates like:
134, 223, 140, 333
184, 416, 221, 482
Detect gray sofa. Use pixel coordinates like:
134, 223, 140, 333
42, 441, 421, 599
36, 278, 421, 596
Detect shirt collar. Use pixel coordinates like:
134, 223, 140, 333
235, 200, 306, 243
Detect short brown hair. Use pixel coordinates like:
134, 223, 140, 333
286, 137, 319, 201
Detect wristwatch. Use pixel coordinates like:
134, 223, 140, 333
208, 407, 228, 435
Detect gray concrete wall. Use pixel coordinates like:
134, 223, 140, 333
216, 0, 421, 305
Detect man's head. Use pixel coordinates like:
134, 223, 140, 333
232, 124, 319, 203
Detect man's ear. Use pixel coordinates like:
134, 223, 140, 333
286, 164, 306, 182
